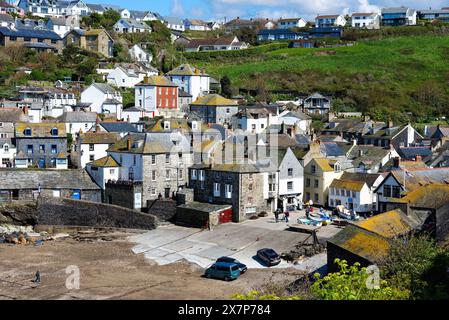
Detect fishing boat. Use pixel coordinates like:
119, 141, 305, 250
309, 212, 331, 226
336, 205, 360, 221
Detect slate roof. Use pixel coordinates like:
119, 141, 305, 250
0, 26, 61, 40
178, 89, 192, 98
100, 122, 139, 133
210, 159, 278, 173
388, 167, 449, 192
320, 142, 345, 157
0, 13, 14, 23
258, 29, 298, 36
57, 111, 97, 123
352, 12, 378, 17
107, 132, 191, 154
115, 18, 151, 30
330, 179, 366, 192
316, 15, 341, 19
397, 146, 432, 160
91, 83, 119, 95
191, 94, 237, 106
163, 16, 183, 25
86, 4, 105, 11
185, 37, 239, 49
24, 42, 56, 50
166, 64, 207, 76
347, 145, 391, 169
0, 169, 100, 190
338, 172, 381, 188
382, 7, 416, 15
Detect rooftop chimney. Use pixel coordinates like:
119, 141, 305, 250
127, 138, 132, 150
388, 120, 394, 128
393, 157, 401, 169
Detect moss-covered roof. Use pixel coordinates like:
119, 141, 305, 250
15, 122, 66, 138
88, 155, 119, 168
166, 63, 208, 76
80, 132, 119, 145
137, 76, 177, 87
330, 179, 365, 191
190, 94, 237, 107
394, 184, 449, 209
353, 209, 415, 238
314, 158, 334, 172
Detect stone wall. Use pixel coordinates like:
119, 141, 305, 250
146, 198, 177, 222
105, 181, 143, 210
0, 201, 37, 226
36, 197, 157, 230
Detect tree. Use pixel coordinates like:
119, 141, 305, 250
220, 75, 233, 98
311, 259, 410, 300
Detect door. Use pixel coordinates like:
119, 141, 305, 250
38, 159, 45, 168
72, 189, 81, 200
164, 188, 170, 198
219, 209, 233, 224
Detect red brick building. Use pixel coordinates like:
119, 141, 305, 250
135, 76, 179, 118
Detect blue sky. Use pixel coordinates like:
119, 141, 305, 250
85, 0, 449, 21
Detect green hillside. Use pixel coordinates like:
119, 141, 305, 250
189, 35, 449, 123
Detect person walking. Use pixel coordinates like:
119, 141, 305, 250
274, 210, 279, 223
285, 211, 290, 223
33, 270, 40, 284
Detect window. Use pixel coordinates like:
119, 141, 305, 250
314, 193, 319, 202
346, 190, 351, 197
191, 169, 197, 180
179, 169, 183, 180
151, 188, 156, 195
133, 155, 137, 165
165, 154, 170, 164
392, 186, 401, 198
89, 155, 95, 161
331, 188, 335, 195
287, 181, 293, 191
225, 184, 232, 198
109, 169, 115, 175
314, 179, 319, 188
311, 165, 316, 174
51, 145, 57, 154
249, 183, 253, 191
151, 170, 156, 181
336, 189, 340, 196
352, 191, 356, 198
287, 168, 293, 177
39, 145, 45, 153
89, 144, 94, 151
151, 155, 156, 165
166, 169, 170, 180
24, 128, 32, 136
384, 185, 392, 198
27, 145, 33, 154
334, 163, 341, 173
214, 183, 220, 197
3, 144, 9, 153
306, 178, 311, 188
199, 170, 205, 181
51, 128, 58, 136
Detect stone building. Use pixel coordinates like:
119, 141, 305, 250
64, 28, 114, 57
0, 169, 101, 203
188, 161, 279, 222
107, 132, 193, 209
0, 26, 63, 53
189, 94, 238, 126
14, 122, 67, 169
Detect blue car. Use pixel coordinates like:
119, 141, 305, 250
204, 262, 241, 281
216, 257, 248, 273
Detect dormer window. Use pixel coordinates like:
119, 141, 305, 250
24, 128, 32, 136
334, 163, 341, 173
191, 121, 198, 130
51, 128, 59, 136
164, 121, 171, 130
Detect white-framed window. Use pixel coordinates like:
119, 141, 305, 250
287, 181, 293, 191
152, 170, 156, 181
225, 184, 232, 198
151, 188, 156, 195
151, 154, 156, 165
213, 183, 220, 197
191, 169, 197, 180
287, 168, 293, 177
199, 170, 205, 181
166, 169, 170, 180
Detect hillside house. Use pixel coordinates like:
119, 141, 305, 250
75, 131, 119, 168
166, 64, 210, 102
114, 18, 152, 34
351, 12, 380, 29
184, 19, 210, 31
163, 16, 184, 31
184, 36, 248, 52
277, 18, 307, 29
128, 44, 152, 63
381, 7, 417, 26
303, 93, 332, 115
315, 14, 346, 27
0, 26, 63, 53
81, 83, 123, 120
64, 28, 114, 57
189, 94, 239, 126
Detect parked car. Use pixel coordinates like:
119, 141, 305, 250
216, 257, 248, 273
257, 248, 281, 266
204, 262, 241, 281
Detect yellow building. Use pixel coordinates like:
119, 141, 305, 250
303, 157, 344, 206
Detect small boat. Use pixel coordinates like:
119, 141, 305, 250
336, 205, 360, 221
297, 218, 312, 225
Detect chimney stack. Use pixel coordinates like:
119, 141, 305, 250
388, 120, 394, 128
127, 138, 132, 150
393, 157, 401, 169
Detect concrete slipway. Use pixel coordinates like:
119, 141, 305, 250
129, 210, 341, 272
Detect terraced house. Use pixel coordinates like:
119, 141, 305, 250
0, 26, 63, 53
107, 132, 193, 208
14, 122, 67, 169
189, 94, 239, 126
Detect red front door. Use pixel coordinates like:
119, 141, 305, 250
219, 209, 233, 224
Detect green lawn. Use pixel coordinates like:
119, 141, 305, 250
189, 35, 449, 122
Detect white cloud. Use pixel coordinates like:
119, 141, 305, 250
171, 0, 185, 17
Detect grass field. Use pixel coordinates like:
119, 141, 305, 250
189, 35, 449, 122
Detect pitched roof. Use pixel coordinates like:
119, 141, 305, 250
190, 94, 237, 106
0, 13, 14, 23
352, 12, 378, 17
80, 132, 119, 144
397, 146, 432, 160
88, 155, 119, 167
166, 64, 208, 76
316, 15, 341, 19
136, 75, 177, 87
164, 16, 183, 25
0, 26, 61, 40
0, 108, 28, 122
339, 172, 381, 188
57, 111, 97, 123
185, 37, 238, 49
91, 83, 119, 94
313, 158, 334, 172
389, 167, 449, 192
99, 122, 138, 133
116, 18, 151, 30
394, 184, 449, 210
352, 209, 419, 238
0, 169, 100, 190
15, 122, 66, 138
330, 179, 366, 192
107, 132, 191, 154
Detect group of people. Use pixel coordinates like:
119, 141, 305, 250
274, 209, 290, 223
